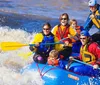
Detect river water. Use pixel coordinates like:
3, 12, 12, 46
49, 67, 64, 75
0, 0, 100, 85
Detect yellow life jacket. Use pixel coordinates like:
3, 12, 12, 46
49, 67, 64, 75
92, 10, 100, 29
80, 43, 96, 64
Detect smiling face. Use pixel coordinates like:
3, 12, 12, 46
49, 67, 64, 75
89, 5, 97, 13
71, 21, 77, 28
80, 35, 88, 45
43, 24, 51, 35
60, 13, 69, 26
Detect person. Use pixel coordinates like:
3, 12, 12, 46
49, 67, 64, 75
52, 13, 76, 60
47, 49, 65, 69
69, 30, 100, 77
48, 49, 60, 66
69, 19, 83, 53
84, 0, 100, 44
29, 22, 59, 64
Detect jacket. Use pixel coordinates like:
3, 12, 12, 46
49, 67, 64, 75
79, 42, 100, 65
84, 4, 100, 31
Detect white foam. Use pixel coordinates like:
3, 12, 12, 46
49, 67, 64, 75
0, 26, 44, 85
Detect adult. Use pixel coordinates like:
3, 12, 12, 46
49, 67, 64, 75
29, 22, 59, 64
52, 13, 76, 60
84, 0, 100, 44
69, 30, 100, 77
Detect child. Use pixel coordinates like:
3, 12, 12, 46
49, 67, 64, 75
48, 49, 59, 66
69, 19, 83, 42
69, 19, 83, 53
47, 49, 65, 69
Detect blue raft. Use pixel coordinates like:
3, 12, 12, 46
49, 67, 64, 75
20, 53, 100, 85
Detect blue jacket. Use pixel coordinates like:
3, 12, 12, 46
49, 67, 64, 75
84, 4, 100, 31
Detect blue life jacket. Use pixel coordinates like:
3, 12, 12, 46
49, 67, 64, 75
37, 32, 55, 54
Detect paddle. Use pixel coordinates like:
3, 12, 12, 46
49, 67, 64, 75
18, 51, 34, 60
0, 36, 70, 51
0, 41, 63, 51
18, 37, 69, 59
71, 58, 100, 70
84, 18, 91, 30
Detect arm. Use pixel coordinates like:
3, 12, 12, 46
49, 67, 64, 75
51, 25, 58, 35
84, 14, 93, 31
91, 12, 100, 29
68, 26, 78, 42
69, 26, 76, 37
29, 33, 43, 51
89, 43, 100, 65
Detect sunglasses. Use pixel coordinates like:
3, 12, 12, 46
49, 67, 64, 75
60, 18, 67, 20
43, 28, 50, 30
80, 38, 86, 40
75, 29, 80, 30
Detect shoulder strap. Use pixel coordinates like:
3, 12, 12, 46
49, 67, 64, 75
58, 24, 69, 39
85, 41, 93, 51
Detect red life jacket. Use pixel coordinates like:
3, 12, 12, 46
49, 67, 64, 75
47, 57, 59, 66
47, 55, 64, 66
56, 25, 71, 42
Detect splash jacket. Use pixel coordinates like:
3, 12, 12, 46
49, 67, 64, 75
79, 42, 100, 65
52, 25, 76, 50
84, 4, 100, 31
69, 42, 100, 77
30, 32, 60, 59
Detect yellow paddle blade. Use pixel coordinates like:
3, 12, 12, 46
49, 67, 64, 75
1, 42, 28, 51
18, 52, 33, 60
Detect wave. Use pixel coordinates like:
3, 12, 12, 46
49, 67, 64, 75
0, 26, 45, 85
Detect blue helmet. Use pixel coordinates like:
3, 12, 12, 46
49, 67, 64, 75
80, 30, 90, 37
88, 0, 97, 6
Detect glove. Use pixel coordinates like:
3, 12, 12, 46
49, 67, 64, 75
69, 56, 74, 60
93, 64, 99, 69
29, 46, 34, 51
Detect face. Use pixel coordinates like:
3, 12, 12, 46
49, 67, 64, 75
60, 15, 68, 26
89, 5, 97, 13
72, 21, 77, 28
80, 35, 88, 45
43, 25, 51, 35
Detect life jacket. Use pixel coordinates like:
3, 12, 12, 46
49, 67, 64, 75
75, 26, 83, 35
37, 32, 55, 55
56, 24, 70, 42
92, 4, 100, 29
80, 42, 96, 64
47, 55, 64, 66
48, 57, 59, 66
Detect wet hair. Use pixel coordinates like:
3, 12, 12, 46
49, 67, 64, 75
49, 49, 59, 58
70, 19, 77, 25
59, 13, 69, 21
42, 22, 51, 29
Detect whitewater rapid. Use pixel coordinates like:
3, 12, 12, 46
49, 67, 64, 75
0, 26, 44, 85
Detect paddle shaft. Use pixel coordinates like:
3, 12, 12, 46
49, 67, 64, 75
73, 58, 100, 70
29, 42, 63, 46
1, 36, 69, 51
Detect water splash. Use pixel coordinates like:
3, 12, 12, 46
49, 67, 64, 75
0, 26, 44, 85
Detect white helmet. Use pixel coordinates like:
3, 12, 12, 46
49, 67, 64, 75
88, 0, 97, 6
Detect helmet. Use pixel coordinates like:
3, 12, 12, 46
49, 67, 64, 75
88, 0, 97, 6
80, 30, 90, 37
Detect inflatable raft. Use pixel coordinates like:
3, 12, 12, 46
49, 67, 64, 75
20, 53, 100, 85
